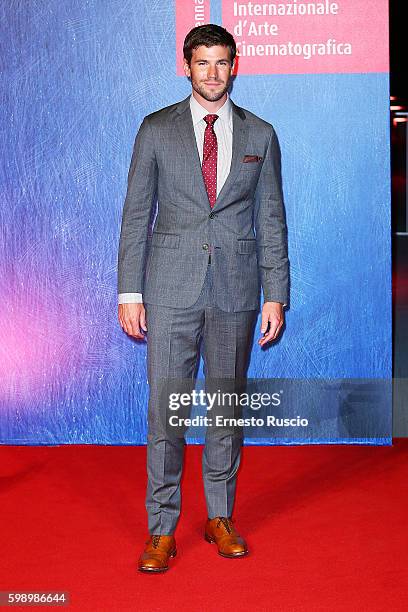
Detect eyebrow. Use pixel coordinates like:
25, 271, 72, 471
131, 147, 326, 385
194, 59, 230, 63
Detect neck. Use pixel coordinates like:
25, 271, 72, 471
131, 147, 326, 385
192, 90, 228, 113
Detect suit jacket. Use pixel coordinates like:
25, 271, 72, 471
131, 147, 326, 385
118, 95, 289, 312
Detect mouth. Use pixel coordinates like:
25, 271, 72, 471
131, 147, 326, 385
204, 82, 222, 87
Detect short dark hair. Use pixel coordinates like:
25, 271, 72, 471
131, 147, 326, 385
183, 24, 236, 66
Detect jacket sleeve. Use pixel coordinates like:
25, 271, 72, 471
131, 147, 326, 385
253, 127, 289, 305
117, 117, 158, 294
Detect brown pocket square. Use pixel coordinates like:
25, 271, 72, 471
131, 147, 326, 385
243, 155, 263, 163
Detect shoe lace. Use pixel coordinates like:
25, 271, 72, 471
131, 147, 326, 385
217, 517, 233, 534
152, 535, 161, 548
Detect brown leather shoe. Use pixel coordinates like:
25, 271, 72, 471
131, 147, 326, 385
138, 535, 177, 572
205, 517, 248, 558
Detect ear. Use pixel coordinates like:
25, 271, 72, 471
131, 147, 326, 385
183, 58, 191, 78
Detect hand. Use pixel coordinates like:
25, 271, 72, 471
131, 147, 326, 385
258, 302, 284, 347
118, 303, 147, 340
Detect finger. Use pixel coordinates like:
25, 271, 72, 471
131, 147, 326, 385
118, 314, 128, 334
258, 330, 274, 346
126, 316, 144, 340
118, 308, 132, 335
271, 320, 284, 340
131, 325, 145, 340
140, 308, 147, 332
118, 309, 125, 328
258, 320, 280, 346
260, 312, 269, 334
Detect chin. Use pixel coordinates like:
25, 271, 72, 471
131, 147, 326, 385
200, 87, 227, 101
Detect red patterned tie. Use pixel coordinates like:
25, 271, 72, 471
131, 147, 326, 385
202, 114, 219, 208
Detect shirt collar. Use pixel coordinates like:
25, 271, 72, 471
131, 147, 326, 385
190, 92, 232, 126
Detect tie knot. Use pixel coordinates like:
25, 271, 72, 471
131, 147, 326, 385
204, 114, 218, 126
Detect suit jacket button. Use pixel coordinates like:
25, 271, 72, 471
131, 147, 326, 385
209, 211, 215, 219
202, 243, 209, 251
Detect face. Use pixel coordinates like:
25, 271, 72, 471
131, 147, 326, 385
183, 45, 234, 103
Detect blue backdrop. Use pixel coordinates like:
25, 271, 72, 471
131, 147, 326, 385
0, 1, 391, 444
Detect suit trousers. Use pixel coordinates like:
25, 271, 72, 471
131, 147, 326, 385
144, 262, 258, 535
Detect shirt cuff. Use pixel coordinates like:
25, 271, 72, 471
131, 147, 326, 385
118, 292, 143, 304
264, 300, 287, 307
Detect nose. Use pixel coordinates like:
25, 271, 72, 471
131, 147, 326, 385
207, 65, 218, 80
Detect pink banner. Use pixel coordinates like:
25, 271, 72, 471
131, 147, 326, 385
222, 0, 389, 75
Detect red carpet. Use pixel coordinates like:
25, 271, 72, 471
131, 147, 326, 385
1, 441, 407, 611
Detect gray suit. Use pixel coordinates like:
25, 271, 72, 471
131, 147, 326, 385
118, 95, 288, 311
118, 95, 289, 534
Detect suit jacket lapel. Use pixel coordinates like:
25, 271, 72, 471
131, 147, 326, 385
174, 96, 209, 206
174, 95, 249, 209
213, 100, 248, 209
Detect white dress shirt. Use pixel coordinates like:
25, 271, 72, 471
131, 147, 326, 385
118, 93, 233, 305
190, 92, 233, 197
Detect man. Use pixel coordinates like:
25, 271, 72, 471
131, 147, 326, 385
117, 24, 289, 572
